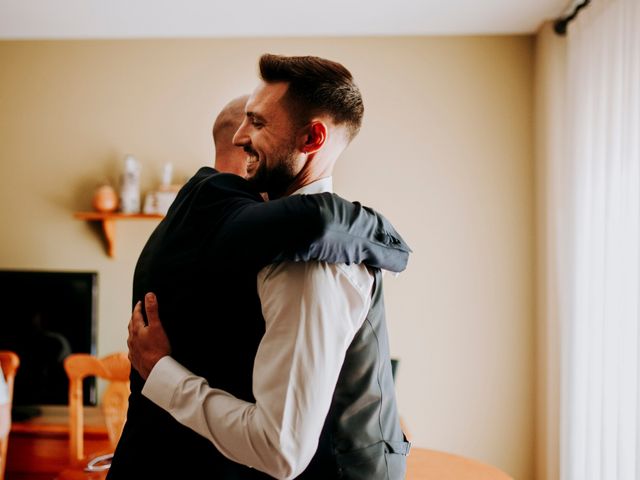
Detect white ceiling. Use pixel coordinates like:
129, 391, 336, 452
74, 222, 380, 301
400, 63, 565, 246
0, 0, 572, 39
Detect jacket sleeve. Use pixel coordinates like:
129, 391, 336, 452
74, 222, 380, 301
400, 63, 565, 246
218, 192, 411, 273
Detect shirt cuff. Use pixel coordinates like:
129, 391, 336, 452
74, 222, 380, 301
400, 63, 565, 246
142, 356, 193, 411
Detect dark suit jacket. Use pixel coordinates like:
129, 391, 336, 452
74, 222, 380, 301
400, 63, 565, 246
108, 167, 410, 479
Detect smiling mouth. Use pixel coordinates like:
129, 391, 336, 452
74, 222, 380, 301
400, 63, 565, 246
245, 149, 259, 168
244, 146, 259, 167
246, 155, 258, 167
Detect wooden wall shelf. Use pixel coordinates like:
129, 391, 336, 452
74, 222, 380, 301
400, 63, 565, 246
74, 212, 163, 258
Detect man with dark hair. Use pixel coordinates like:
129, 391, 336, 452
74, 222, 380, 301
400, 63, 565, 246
126, 54, 409, 479
258, 54, 364, 140
109, 84, 409, 479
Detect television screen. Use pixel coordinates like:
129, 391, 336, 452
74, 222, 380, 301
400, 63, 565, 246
0, 270, 98, 414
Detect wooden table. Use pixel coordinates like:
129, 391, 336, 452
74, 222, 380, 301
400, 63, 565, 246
7, 409, 512, 480
406, 447, 513, 480
7, 406, 110, 480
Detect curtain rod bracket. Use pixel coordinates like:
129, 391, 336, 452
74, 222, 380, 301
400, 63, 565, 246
554, 0, 591, 36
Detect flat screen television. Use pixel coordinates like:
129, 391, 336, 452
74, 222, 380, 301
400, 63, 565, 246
0, 270, 98, 417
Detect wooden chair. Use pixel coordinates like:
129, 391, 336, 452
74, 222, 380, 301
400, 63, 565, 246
0, 351, 19, 480
406, 447, 513, 480
57, 353, 130, 480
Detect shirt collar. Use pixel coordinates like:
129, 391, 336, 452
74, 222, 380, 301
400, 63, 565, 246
291, 177, 333, 196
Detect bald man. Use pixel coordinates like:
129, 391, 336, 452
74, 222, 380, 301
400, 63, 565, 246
109, 98, 410, 478
212, 95, 250, 177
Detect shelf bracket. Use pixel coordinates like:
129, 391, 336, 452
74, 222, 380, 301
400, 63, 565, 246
102, 218, 116, 258
74, 212, 163, 258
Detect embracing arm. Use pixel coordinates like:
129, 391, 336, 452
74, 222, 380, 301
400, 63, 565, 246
133, 263, 371, 479
220, 192, 411, 272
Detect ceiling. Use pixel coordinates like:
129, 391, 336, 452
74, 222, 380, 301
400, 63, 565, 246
0, 0, 572, 39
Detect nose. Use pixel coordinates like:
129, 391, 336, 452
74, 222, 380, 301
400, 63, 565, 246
233, 118, 250, 147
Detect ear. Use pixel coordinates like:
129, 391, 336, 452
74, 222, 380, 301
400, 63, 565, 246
301, 121, 327, 155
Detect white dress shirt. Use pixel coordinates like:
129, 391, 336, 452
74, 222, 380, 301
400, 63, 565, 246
142, 177, 374, 479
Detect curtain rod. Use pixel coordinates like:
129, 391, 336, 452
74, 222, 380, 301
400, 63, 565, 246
554, 0, 591, 35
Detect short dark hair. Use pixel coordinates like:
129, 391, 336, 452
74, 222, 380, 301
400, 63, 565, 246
259, 54, 364, 141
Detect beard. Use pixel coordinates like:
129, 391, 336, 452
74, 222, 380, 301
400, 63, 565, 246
245, 142, 299, 199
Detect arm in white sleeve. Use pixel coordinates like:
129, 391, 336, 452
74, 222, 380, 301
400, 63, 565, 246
142, 261, 373, 480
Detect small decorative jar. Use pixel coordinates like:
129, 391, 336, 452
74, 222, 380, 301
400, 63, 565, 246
92, 184, 119, 213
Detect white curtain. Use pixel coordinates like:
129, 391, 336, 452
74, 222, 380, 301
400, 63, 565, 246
562, 0, 640, 479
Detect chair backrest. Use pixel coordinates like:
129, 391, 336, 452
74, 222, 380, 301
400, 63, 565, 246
64, 353, 130, 464
0, 351, 20, 480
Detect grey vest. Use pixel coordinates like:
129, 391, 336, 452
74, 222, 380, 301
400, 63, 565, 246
299, 269, 410, 479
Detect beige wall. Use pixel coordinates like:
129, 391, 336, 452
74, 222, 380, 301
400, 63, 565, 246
534, 22, 566, 480
0, 36, 535, 479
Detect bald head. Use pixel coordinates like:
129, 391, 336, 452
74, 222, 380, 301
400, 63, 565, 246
213, 95, 249, 177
